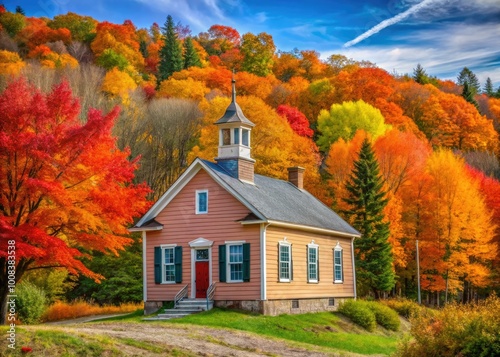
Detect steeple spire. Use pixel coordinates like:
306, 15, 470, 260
232, 69, 236, 103
214, 77, 255, 183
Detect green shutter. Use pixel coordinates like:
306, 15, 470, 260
219, 244, 226, 282
317, 247, 320, 282
306, 246, 310, 282
290, 245, 294, 281
154, 246, 162, 284
243, 243, 250, 282
174, 246, 182, 283
341, 249, 344, 282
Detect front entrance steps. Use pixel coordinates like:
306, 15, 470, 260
144, 298, 214, 320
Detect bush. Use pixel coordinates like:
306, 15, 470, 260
42, 300, 142, 322
366, 301, 400, 331
338, 299, 377, 331
395, 295, 500, 357
382, 298, 422, 319
16, 281, 47, 324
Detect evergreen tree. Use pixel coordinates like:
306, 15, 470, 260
462, 81, 479, 110
457, 67, 480, 95
342, 138, 395, 298
413, 63, 428, 84
15, 6, 25, 15
158, 15, 183, 85
183, 37, 201, 69
484, 77, 494, 96
139, 39, 149, 58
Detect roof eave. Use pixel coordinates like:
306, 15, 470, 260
266, 220, 361, 238
128, 225, 163, 232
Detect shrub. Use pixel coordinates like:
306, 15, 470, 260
16, 281, 47, 324
382, 298, 422, 319
42, 300, 142, 322
366, 301, 400, 331
395, 295, 500, 357
338, 299, 376, 331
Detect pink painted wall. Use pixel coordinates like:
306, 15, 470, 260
145, 168, 261, 302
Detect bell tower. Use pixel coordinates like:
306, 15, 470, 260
214, 76, 255, 183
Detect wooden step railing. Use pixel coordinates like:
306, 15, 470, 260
174, 284, 188, 308
206, 282, 216, 310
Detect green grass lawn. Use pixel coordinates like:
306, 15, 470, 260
164, 308, 401, 355
1, 308, 403, 356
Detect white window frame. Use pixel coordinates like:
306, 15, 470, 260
161, 244, 177, 284
195, 189, 208, 214
334, 242, 343, 283
226, 240, 245, 283
307, 242, 319, 283
279, 239, 292, 283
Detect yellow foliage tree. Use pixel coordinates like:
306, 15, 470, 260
0, 50, 25, 75
101, 68, 137, 102
157, 77, 209, 102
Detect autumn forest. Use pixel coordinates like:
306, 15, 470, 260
1, 5, 500, 322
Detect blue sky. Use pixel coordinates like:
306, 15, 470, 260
5, 0, 500, 87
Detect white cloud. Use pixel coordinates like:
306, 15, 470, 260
132, 0, 236, 32
323, 22, 500, 86
343, 0, 448, 48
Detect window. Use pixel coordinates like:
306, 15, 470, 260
196, 190, 208, 214
219, 243, 250, 283
279, 240, 292, 282
329, 297, 335, 306
229, 244, 243, 281
196, 249, 209, 261
242, 129, 249, 146
222, 128, 230, 145
164, 247, 175, 282
233, 128, 240, 144
291, 299, 299, 309
154, 245, 182, 284
334, 243, 343, 283
307, 242, 319, 283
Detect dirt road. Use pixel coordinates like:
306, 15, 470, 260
41, 321, 349, 356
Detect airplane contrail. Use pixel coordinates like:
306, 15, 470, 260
343, 0, 445, 48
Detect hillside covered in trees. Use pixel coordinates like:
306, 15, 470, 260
1, 5, 499, 307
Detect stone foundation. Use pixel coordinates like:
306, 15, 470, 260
262, 297, 351, 316
144, 301, 163, 315
214, 297, 353, 316
214, 300, 263, 313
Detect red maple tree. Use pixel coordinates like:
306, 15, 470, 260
0, 78, 150, 323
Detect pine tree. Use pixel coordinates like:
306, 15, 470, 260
462, 81, 479, 110
457, 67, 480, 95
15, 6, 25, 15
342, 138, 395, 298
484, 77, 494, 96
157, 15, 183, 85
183, 37, 201, 69
412, 63, 428, 84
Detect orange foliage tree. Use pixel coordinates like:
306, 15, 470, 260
0, 78, 150, 323
418, 150, 496, 297
466, 167, 500, 282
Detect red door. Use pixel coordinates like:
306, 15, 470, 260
195, 261, 209, 298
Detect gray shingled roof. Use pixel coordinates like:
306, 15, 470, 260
202, 160, 360, 236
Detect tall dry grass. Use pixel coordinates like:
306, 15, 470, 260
395, 294, 500, 357
42, 300, 142, 322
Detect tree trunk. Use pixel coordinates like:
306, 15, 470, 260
0, 283, 10, 325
